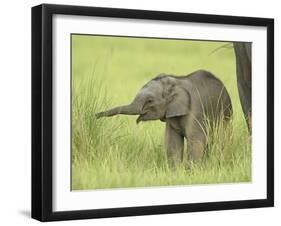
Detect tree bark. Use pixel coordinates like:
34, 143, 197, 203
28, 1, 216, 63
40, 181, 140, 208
233, 42, 252, 132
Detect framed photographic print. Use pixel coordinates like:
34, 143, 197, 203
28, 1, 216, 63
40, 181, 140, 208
31, 4, 274, 221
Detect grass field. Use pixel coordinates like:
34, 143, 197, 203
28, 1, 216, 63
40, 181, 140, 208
71, 35, 251, 190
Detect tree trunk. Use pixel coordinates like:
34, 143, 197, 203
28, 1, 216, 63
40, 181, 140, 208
233, 42, 252, 132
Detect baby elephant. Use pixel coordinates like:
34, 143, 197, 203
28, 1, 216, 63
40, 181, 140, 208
96, 70, 232, 166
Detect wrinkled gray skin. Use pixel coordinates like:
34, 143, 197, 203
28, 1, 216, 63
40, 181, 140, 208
96, 70, 232, 167
233, 42, 251, 132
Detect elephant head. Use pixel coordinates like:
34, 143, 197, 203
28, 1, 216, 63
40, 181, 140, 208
96, 74, 191, 123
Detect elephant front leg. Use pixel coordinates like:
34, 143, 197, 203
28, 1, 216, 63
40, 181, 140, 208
165, 123, 184, 168
187, 127, 207, 162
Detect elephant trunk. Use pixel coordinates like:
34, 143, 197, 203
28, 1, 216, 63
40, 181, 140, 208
96, 102, 141, 118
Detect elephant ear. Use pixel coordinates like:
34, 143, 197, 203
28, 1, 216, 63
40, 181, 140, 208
165, 83, 191, 118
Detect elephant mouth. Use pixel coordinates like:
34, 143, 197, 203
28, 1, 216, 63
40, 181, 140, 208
136, 114, 144, 124
136, 114, 165, 124
136, 109, 150, 124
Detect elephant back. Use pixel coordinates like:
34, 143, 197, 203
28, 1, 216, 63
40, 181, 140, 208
186, 70, 233, 123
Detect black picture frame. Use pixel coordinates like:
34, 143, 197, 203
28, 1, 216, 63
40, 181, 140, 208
31, 3, 274, 222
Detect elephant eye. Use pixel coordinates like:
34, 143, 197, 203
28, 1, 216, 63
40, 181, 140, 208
147, 99, 153, 104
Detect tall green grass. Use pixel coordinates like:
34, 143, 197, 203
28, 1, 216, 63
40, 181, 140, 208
71, 35, 251, 190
